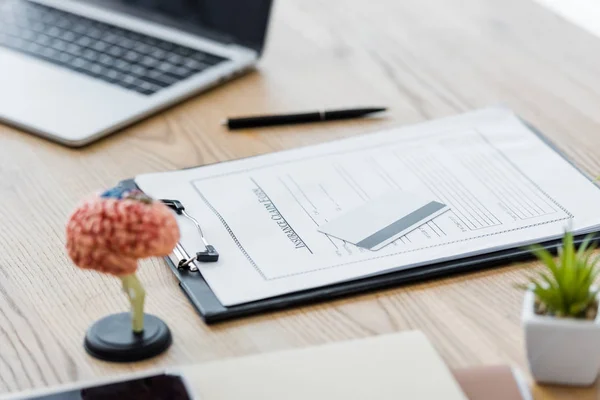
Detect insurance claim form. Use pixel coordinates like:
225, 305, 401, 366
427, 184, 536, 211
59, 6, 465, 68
136, 107, 600, 306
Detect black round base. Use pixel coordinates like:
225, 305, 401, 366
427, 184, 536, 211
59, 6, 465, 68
84, 313, 172, 362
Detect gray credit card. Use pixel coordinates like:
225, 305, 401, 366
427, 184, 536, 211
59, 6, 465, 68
318, 190, 449, 250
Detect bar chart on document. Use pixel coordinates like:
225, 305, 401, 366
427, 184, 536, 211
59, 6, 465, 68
190, 128, 570, 280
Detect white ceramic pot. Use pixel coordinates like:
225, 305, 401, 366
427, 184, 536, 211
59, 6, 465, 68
522, 289, 600, 386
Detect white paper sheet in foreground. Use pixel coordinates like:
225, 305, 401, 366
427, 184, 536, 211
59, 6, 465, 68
136, 107, 600, 306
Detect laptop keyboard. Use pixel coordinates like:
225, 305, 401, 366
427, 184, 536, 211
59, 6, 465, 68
0, 0, 228, 95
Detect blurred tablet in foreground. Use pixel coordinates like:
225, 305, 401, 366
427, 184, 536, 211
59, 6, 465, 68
11, 372, 194, 400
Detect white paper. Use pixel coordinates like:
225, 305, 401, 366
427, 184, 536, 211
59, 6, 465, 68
135, 107, 600, 306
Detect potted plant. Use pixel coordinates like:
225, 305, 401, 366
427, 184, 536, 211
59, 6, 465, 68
522, 231, 600, 386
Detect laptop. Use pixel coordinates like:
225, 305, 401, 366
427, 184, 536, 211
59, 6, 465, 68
0, 0, 273, 147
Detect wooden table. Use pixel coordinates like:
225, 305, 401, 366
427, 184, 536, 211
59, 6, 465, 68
1, 0, 600, 398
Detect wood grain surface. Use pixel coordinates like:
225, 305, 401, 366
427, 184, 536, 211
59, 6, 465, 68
1, 0, 600, 398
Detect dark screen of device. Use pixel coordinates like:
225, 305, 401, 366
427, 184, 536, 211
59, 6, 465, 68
25, 374, 192, 400
84, 0, 272, 53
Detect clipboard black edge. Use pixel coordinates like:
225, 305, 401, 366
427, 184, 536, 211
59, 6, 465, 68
119, 115, 600, 324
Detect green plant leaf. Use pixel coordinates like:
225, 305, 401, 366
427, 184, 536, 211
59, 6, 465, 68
534, 271, 556, 289
576, 234, 594, 261
529, 245, 558, 275
534, 285, 564, 314
562, 232, 576, 306
576, 254, 596, 290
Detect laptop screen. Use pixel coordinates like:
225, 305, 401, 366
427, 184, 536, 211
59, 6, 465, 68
85, 0, 273, 54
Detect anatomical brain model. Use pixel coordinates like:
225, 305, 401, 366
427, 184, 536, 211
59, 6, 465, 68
66, 186, 180, 361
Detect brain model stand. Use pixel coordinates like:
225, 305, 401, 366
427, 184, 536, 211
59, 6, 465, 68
66, 187, 180, 362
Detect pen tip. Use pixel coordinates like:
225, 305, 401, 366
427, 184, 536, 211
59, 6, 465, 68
364, 107, 387, 115
220, 120, 228, 127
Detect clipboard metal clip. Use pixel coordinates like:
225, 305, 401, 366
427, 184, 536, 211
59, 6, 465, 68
161, 199, 219, 270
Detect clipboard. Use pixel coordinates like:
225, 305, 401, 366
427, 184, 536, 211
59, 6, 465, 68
119, 120, 600, 324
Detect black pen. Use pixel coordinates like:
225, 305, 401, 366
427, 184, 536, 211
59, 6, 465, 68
223, 107, 387, 130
